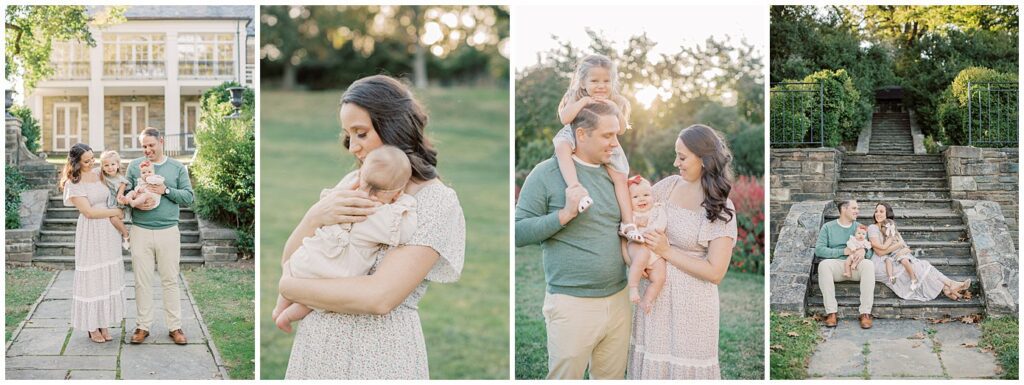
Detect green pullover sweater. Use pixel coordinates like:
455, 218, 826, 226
815, 219, 874, 259
515, 157, 626, 297
125, 156, 194, 230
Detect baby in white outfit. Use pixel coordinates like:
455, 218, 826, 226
125, 161, 164, 210
273, 145, 417, 332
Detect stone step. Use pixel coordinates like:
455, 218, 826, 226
837, 190, 951, 200
897, 225, 969, 242
807, 297, 984, 319
841, 170, 947, 179
45, 207, 196, 220
810, 274, 977, 299
34, 242, 203, 257
42, 218, 199, 231
834, 197, 952, 210
868, 150, 917, 155
32, 255, 206, 270
844, 155, 943, 163
39, 229, 201, 244
838, 179, 948, 190
840, 163, 946, 172
825, 210, 963, 227
813, 256, 977, 276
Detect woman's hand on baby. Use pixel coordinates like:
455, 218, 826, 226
308, 189, 379, 227
644, 230, 670, 256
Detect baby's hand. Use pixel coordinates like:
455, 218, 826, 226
275, 313, 295, 333
272, 294, 291, 321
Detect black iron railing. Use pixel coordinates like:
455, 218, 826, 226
163, 132, 196, 158
770, 82, 825, 147
968, 82, 1018, 147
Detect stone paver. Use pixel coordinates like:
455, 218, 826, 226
119, 344, 220, 380
5, 271, 226, 380
807, 319, 1001, 379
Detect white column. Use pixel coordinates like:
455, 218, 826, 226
30, 94, 43, 122
88, 30, 105, 150
164, 32, 181, 149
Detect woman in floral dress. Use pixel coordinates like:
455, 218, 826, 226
628, 125, 737, 379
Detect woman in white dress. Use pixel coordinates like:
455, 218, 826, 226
60, 143, 127, 343
868, 203, 970, 301
275, 75, 466, 379
629, 124, 738, 379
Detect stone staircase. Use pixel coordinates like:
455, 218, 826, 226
18, 160, 59, 189
807, 111, 983, 319
33, 191, 206, 269
868, 112, 914, 155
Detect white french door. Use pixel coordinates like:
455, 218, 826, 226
183, 102, 201, 150
52, 103, 82, 152
120, 102, 148, 150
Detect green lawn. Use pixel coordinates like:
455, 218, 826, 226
5, 267, 56, 341
514, 245, 764, 379
183, 266, 255, 379
768, 311, 822, 380
259, 87, 510, 379
981, 316, 1019, 379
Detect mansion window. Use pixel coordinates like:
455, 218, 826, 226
178, 33, 235, 79
103, 33, 166, 79
50, 41, 90, 80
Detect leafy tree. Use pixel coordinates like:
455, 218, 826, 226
260, 5, 508, 89
5, 5, 124, 90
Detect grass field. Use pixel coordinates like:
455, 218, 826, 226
768, 311, 821, 379
5, 267, 56, 342
259, 87, 510, 379
981, 316, 1019, 379
514, 245, 764, 379
183, 266, 255, 379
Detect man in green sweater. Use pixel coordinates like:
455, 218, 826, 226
515, 102, 629, 379
815, 199, 875, 329
123, 127, 195, 345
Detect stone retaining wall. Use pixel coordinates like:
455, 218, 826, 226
770, 200, 829, 315
769, 148, 842, 246
197, 217, 239, 266
5, 189, 49, 266
955, 200, 1018, 316
944, 146, 1019, 246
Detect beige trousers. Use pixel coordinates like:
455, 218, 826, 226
130, 226, 182, 331
818, 258, 875, 315
543, 287, 631, 380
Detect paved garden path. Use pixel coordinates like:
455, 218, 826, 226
807, 318, 1001, 379
5, 270, 228, 380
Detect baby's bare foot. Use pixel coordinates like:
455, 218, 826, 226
275, 315, 294, 333
641, 301, 653, 314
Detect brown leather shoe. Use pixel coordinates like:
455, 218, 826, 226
169, 329, 188, 345
859, 313, 873, 329
824, 313, 838, 327
130, 328, 149, 344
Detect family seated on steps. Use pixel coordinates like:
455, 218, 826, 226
815, 199, 972, 329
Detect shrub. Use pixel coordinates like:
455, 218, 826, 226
191, 82, 255, 258
729, 176, 764, 274
515, 138, 554, 175
803, 69, 867, 147
6, 165, 27, 229
731, 124, 764, 177
9, 106, 40, 154
769, 84, 813, 145
938, 67, 1018, 146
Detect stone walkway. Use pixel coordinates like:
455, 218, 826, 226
5, 270, 228, 380
808, 318, 1002, 379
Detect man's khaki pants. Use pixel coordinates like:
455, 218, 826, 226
130, 226, 182, 332
817, 258, 875, 315
543, 287, 631, 379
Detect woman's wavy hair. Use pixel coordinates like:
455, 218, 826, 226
340, 75, 438, 182
679, 124, 734, 223
59, 143, 92, 192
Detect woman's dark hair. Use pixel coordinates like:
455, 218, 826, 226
340, 75, 437, 181
876, 202, 895, 224
59, 143, 93, 192
679, 124, 735, 223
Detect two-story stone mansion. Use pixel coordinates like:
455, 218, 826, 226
25, 6, 254, 158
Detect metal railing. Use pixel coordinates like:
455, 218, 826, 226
770, 82, 824, 147
102, 61, 166, 80
162, 132, 196, 158
51, 62, 90, 80
968, 82, 1018, 147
